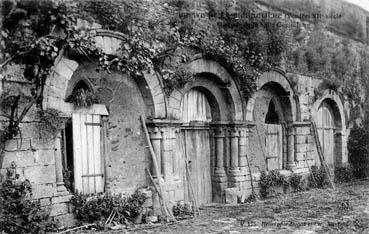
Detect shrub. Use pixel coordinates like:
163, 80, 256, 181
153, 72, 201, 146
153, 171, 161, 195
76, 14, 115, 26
348, 124, 369, 179
70, 190, 146, 225
259, 170, 288, 198
0, 162, 57, 234
308, 165, 330, 188
289, 173, 305, 192
172, 201, 193, 217
334, 164, 354, 183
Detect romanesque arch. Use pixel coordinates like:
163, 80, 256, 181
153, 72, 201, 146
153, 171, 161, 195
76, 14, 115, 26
246, 70, 299, 171
42, 30, 168, 195
43, 29, 165, 118
311, 90, 347, 167
246, 70, 298, 122
167, 58, 244, 121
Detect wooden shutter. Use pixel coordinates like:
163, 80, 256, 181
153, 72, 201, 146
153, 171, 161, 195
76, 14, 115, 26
265, 124, 283, 170
72, 113, 104, 194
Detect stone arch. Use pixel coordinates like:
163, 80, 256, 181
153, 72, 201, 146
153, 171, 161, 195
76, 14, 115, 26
167, 58, 244, 121
246, 70, 298, 122
43, 29, 165, 118
311, 89, 347, 165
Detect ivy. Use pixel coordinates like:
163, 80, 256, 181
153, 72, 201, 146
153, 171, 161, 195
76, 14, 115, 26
0, 162, 57, 233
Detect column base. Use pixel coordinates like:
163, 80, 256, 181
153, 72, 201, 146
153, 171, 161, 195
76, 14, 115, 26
212, 180, 228, 203
229, 168, 241, 176
286, 161, 296, 169
214, 168, 226, 177
56, 182, 67, 192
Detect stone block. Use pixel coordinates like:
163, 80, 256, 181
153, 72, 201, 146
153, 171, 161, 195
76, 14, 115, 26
32, 184, 55, 199
47, 85, 65, 99
110, 37, 121, 54
5, 138, 31, 151
2, 151, 35, 168
296, 152, 306, 161
23, 165, 56, 184
36, 149, 55, 165
40, 197, 51, 206
296, 135, 307, 144
225, 187, 239, 204
102, 36, 113, 54
62, 57, 78, 72
54, 213, 77, 228
95, 36, 104, 49
52, 195, 73, 204
30, 137, 55, 150
48, 71, 68, 90
50, 202, 69, 217
54, 60, 74, 80
295, 143, 305, 152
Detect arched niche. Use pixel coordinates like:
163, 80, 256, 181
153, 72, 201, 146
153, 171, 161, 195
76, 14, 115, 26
246, 70, 298, 122
311, 90, 347, 168
168, 58, 244, 121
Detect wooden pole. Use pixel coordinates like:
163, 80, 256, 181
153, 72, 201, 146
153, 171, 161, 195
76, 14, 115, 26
185, 161, 200, 215
245, 153, 256, 198
140, 116, 175, 221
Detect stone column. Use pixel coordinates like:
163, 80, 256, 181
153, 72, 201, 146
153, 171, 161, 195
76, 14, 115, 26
229, 128, 240, 172
161, 126, 176, 181
238, 128, 247, 175
149, 127, 163, 178
229, 127, 241, 188
286, 124, 296, 169
212, 126, 227, 203
214, 127, 226, 177
54, 133, 67, 192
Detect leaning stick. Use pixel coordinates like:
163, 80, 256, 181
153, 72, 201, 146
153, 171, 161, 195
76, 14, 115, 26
245, 154, 256, 198
140, 116, 175, 221
185, 161, 200, 216
145, 168, 169, 219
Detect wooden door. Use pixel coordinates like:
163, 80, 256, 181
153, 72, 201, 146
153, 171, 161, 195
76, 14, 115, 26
316, 103, 336, 170
181, 89, 212, 205
265, 124, 283, 170
182, 129, 212, 205
72, 112, 104, 194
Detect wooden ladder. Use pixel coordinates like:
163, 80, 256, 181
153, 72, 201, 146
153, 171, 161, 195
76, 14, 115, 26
310, 118, 335, 189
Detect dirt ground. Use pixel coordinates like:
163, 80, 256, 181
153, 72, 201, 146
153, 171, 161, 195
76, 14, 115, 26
77, 180, 369, 234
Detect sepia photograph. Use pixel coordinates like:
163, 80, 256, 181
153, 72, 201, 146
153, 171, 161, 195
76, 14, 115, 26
1, 0, 369, 233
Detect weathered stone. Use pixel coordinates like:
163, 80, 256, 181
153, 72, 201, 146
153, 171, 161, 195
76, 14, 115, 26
54, 60, 74, 81
50, 202, 69, 217
2, 151, 34, 168
32, 184, 55, 199
40, 197, 51, 206
225, 188, 239, 204
54, 213, 77, 228
23, 165, 56, 184
5, 138, 31, 151
52, 195, 73, 204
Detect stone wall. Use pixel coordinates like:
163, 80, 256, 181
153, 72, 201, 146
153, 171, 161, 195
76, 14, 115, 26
0, 17, 357, 226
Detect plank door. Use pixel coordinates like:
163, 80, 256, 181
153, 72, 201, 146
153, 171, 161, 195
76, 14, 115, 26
72, 112, 104, 194
182, 129, 212, 205
181, 89, 212, 206
265, 124, 283, 170
316, 103, 336, 171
